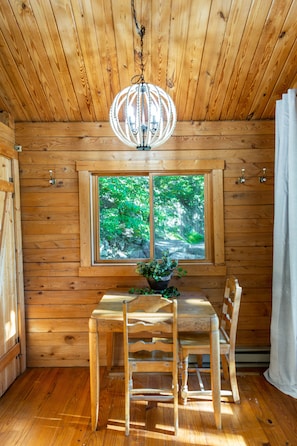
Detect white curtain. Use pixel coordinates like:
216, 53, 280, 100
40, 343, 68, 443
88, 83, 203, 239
264, 89, 297, 398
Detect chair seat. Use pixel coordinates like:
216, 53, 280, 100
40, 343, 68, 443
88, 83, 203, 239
179, 330, 228, 345
179, 330, 229, 354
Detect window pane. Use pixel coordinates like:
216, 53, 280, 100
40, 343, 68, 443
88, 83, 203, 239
98, 176, 150, 259
153, 175, 205, 260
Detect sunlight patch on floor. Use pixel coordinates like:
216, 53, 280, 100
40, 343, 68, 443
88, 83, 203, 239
58, 413, 90, 420
104, 401, 248, 446
182, 400, 234, 415
105, 420, 248, 445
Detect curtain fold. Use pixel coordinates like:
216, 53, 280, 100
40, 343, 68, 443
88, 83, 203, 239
264, 89, 297, 398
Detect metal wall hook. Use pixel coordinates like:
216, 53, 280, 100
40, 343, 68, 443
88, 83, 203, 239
236, 167, 267, 184
259, 167, 267, 183
236, 168, 246, 184
49, 170, 56, 185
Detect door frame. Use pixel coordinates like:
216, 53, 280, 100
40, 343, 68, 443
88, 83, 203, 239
0, 120, 26, 394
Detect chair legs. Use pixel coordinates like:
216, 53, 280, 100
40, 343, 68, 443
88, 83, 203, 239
173, 379, 179, 435
125, 375, 132, 436
180, 352, 240, 404
125, 374, 179, 435
227, 352, 240, 403
221, 355, 229, 381
181, 354, 189, 404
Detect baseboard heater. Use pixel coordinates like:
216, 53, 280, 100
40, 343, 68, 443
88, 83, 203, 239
189, 347, 271, 368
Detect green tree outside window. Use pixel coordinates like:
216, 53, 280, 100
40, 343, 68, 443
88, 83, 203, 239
98, 174, 205, 261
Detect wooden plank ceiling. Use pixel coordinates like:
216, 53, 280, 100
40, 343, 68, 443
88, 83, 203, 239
0, 0, 296, 123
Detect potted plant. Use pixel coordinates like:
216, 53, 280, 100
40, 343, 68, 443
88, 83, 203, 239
136, 250, 187, 291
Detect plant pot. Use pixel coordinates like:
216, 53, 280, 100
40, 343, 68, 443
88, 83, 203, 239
147, 276, 171, 291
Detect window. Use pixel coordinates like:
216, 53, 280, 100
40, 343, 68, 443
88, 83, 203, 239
77, 159, 226, 277
96, 174, 205, 261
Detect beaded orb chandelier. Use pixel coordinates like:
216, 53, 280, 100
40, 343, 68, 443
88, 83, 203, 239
109, 1, 176, 151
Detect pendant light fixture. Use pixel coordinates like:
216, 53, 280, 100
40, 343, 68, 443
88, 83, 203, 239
109, 0, 176, 150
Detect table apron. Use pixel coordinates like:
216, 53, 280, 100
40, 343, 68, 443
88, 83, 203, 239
90, 317, 211, 333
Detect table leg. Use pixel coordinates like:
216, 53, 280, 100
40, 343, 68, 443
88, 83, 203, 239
210, 314, 221, 429
89, 317, 99, 430
106, 332, 114, 371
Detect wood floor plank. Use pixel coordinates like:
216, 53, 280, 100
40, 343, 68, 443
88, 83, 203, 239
0, 367, 296, 446
242, 375, 297, 445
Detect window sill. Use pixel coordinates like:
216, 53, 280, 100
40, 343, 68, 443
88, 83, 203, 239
79, 264, 226, 277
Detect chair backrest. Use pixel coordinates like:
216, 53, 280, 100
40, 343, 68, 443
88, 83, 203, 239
219, 277, 242, 348
123, 294, 177, 367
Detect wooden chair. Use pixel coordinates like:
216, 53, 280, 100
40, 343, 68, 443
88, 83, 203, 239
179, 276, 242, 404
123, 294, 178, 436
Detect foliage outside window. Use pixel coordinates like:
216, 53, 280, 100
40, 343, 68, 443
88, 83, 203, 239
97, 174, 205, 261
77, 159, 225, 277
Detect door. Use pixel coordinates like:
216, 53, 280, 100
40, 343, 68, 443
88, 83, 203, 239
0, 121, 25, 396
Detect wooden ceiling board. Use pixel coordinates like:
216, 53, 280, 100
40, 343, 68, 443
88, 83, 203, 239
148, 1, 171, 90
0, 0, 296, 123
263, 36, 297, 118
248, 0, 297, 119
0, 1, 43, 120
191, 0, 231, 121
34, 0, 82, 120
234, 0, 295, 120
112, 0, 135, 94
8, 0, 66, 120
168, 0, 210, 120
205, 0, 254, 120
221, 0, 273, 120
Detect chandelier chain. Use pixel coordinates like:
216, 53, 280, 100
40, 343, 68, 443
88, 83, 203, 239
131, 0, 145, 82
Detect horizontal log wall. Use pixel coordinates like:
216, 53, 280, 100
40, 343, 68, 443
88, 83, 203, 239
15, 121, 274, 367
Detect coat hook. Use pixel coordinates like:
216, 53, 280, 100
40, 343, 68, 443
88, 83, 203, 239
49, 170, 56, 185
259, 168, 267, 183
236, 168, 246, 184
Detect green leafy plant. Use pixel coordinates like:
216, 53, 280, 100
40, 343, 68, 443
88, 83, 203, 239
129, 286, 181, 298
135, 250, 187, 281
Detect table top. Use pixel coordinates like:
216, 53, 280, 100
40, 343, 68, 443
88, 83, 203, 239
90, 289, 217, 331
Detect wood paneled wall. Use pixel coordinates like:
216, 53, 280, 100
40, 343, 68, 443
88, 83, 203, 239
15, 121, 274, 367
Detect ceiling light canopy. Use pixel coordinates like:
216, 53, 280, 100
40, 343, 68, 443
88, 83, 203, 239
109, 1, 176, 151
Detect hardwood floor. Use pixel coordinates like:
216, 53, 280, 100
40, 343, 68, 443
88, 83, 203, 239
0, 367, 296, 446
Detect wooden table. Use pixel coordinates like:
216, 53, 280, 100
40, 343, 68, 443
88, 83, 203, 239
89, 289, 221, 431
